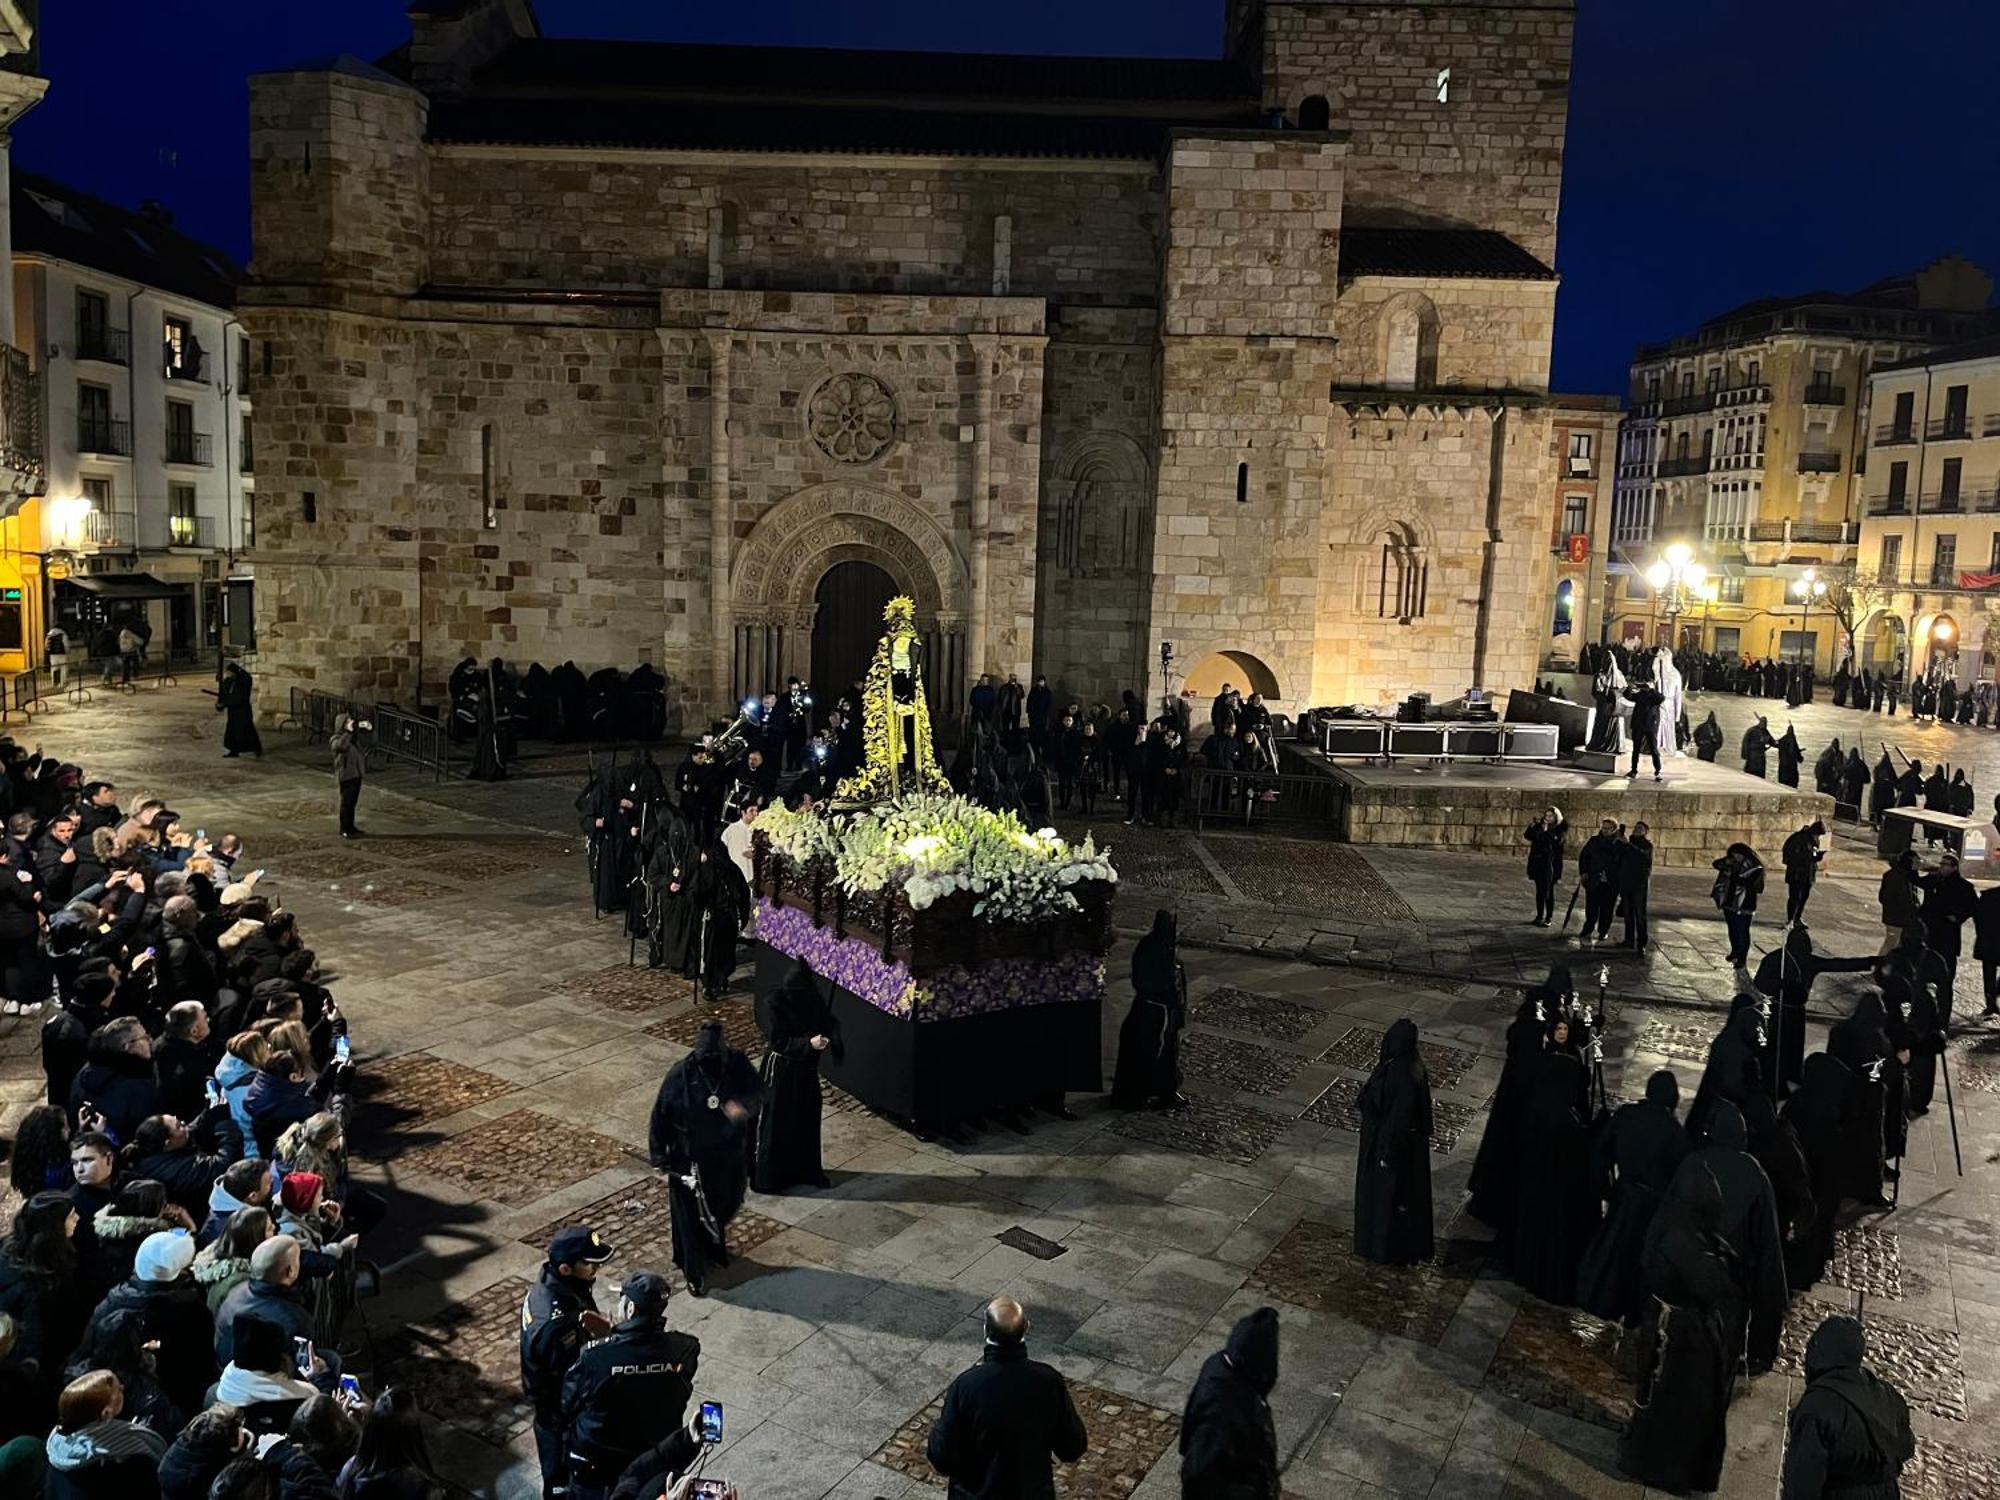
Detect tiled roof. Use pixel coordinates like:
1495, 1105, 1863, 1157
1339, 227, 1555, 281
12, 171, 239, 309
469, 38, 1251, 108
428, 96, 1191, 160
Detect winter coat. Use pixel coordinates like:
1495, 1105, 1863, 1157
42, 1417, 168, 1500
1878, 865, 1920, 932
157, 1424, 239, 1500
1523, 820, 1566, 883
1179, 1307, 1280, 1500
88, 1206, 181, 1292
243, 1067, 318, 1159
212, 1277, 314, 1367
1782, 1317, 1914, 1500
129, 1146, 229, 1220
0, 1246, 87, 1382
214, 1053, 261, 1161
67, 1053, 160, 1146
210, 1362, 315, 1437
191, 1246, 255, 1315
926, 1340, 1088, 1500
83, 1275, 218, 1416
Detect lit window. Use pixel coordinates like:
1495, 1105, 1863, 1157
1435, 68, 1450, 104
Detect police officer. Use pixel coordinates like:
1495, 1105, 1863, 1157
520, 1225, 614, 1499
563, 1271, 700, 1500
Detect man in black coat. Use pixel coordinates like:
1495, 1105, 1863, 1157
41, 968, 116, 1108
153, 1000, 214, 1123
1919, 851, 1978, 1026
1623, 679, 1665, 780
1617, 820, 1654, 953
66, 1015, 159, 1145
1974, 880, 2000, 1019
561, 1271, 698, 1500
1781, 819, 1825, 924
1179, 1306, 1279, 1499
1577, 819, 1622, 945
927, 1297, 1088, 1499
1782, 1315, 1914, 1499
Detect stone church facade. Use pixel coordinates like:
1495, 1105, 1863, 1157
241, 0, 1574, 726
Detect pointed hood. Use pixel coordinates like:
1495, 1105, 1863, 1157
1223, 1305, 1279, 1396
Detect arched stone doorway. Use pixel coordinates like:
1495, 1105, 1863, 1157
810, 560, 898, 719
1861, 610, 1906, 675
1184, 649, 1283, 701
1921, 612, 1960, 678
729, 482, 971, 724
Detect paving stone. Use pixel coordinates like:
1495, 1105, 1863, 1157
1631, 1018, 1714, 1066
560, 962, 694, 1015
1203, 835, 1415, 920
378, 1276, 536, 1445
1108, 1095, 1285, 1165
1904, 1434, 2000, 1500
870, 1380, 1179, 1499
645, 1004, 765, 1056
1187, 986, 1325, 1043
1776, 1300, 1967, 1421
272, 847, 392, 882
1302, 1078, 1476, 1153
1317, 1025, 1479, 1091
1243, 1219, 1483, 1345
1825, 1223, 1907, 1300
1485, 1298, 1633, 1431
1090, 837, 1226, 902
398, 1108, 640, 1206
516, 1181, 786, 1291
821, 1079, 871, 1116
415, 849, 542, 880
344, 876, 463, 909
1179, 1032, 1302, 1098
351, 1053, 517, 1152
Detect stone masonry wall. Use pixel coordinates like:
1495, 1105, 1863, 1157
1035, 307, 1159, 708
1314, 405, 1555, 706
1259, 1, 1573, 265
429, 152, 1161, 306
1333, 277, 1557, 392
1151, 134, 1345, 710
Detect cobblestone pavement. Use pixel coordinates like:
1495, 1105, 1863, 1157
0, 686, 1996, 1498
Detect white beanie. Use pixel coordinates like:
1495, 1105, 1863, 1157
134, 1229, 197, 1282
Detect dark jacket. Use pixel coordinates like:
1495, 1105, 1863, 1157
1616, 834, 1654, 895
925, 1340, 1089, 1500
153, 1036, 213, 1124
1523, 820, 1566, 882
560, 1315, 699, 1480
40, 1002, 99, 1109
1919, 869, 1979, 961
212, 1277, 315, 1366
41, 1417, 168, 1500
129, 1145, 229, 1220
519, 1264, 596, 1423
85, 1274, 218, 1415
1879, 864, 1921, 932
268, 1440, 343, 1500
157, 1423, 238, 1500
1179, 1307, 1279, 1500
1974, 884, 2000, 962
158, 934, 219, 1009
0, 1246, 87, 1381
243, 1068, 318, 1159
1578, 832, 1622, 887
67, 1053, 160, 1146
1781, 1316, 1913, 1500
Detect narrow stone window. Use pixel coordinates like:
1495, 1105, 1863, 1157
1298, 95, 1331, 131
302, 490, 316, 524
1379, 527, 1428, 622
480, 424, 497, 528
1236, 462, 1249, 504
261, 341, 273, 378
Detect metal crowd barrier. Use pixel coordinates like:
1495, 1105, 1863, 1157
1187, 767, 1347, 831
367, 702, 454, 781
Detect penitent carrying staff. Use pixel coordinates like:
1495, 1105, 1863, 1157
648, 1020, 761, 1298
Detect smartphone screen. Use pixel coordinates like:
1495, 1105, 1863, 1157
690, 1481, 729, 1499
334, 1035, 352, 1065
698, 1400, 723, 1444
294, 1337, 314, 1376
338, 1374, 362, 1402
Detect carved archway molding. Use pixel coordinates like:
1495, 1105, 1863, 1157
730, 482, 967, 625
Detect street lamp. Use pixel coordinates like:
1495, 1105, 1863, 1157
1644, 542, 1708, 650
1790, 568, 1828, 669
1698, 580, 1721, 653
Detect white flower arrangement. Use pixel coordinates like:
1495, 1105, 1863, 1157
757, 793, 1117, 922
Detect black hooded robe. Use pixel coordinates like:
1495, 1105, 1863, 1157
1741, 722, 1774, 779
1869, 755, 1897, 827
1677, 1101, 1788, 1375
1742, 1090, 1818, 1298
1777, 728, 1803, 788
753, 966, 837, 1194
1619, 1166, 1739, 1493
1782, 1316, 1915, 1500
1840, 749, 1868, 812
1111, 912, 1186, 1109
1510, 1049, 1599, 1305
1575, 1075, 1690, 1326
663, 846, 751, 999
648, 1024, 762, 1291
1692, 712, 1724, 763
1780, 1053, 1853, 1289
1686, 1004, 1764, 1144
1754, 930, 1875, 1093
1827, 997, 1900, 1204
1353, 1019, 1434, 1266
1466, 991, 1554, 1237
1178, 1306, 1280, 1500
1813, 741, 1844, 797
218, 670, 263, 756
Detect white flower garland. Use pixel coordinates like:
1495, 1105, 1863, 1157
758, 793, 1117, 922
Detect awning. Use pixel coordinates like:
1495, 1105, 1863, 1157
59, 572, 187, 600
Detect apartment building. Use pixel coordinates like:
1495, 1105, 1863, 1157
1607, 258, 1996, 665
1544, 394, 1620, 664
11, 170, 254, 665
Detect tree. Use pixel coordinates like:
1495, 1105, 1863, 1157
1821, 569, 1886, 659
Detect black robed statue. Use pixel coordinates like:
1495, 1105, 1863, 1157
1111, 910, 1187, 1111
754, 963, 838, 1194
648, 1020, 762, 1296
1353, 1019, 1434, 1265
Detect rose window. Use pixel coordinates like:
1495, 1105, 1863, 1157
808, 373, 897, 463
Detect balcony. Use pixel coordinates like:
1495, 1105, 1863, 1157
80, 509, 137, 549
1921, 490, 1964, 514
1714, 382, 1770, 409
1802, 382, 1846, 406
1797, 451, 1842, 474
164, 430, 212, 466
1976, 486, 2000, 514
0, 346, 42, 497
1712, 451, 1763, 472
1746, 519, 1853, 546
1985, 413, 2000, 438
163, 349, 209, 383
1656, 454, 1709, 477
1658, 391, 1710, 418
167, 513, 216, 549
1929, 417, 1974, 441
1875, 424, 1918, 447
75, 324, 128, 366
1866, 495, 1911, 517
77, 415, 130, 457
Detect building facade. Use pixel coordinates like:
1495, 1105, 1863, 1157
11, 173, 256, 662
1607, 259, 1996, 669
1855, 333, 2000, 686
243, 0, 1576, 727
0, 3, 48, 676
1542, 394, 1617, 665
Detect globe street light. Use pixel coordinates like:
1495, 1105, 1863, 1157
1790, 568, 1828, 668
1645, 543, 1707, 649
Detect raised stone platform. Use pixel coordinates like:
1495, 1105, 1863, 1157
1308, 752, 1831, 868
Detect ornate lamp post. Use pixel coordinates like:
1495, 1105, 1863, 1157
1644, 542, 1708, 651
1790, 568, 1827, 669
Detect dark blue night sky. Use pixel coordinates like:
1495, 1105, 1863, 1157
17, 1, 2000, 396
